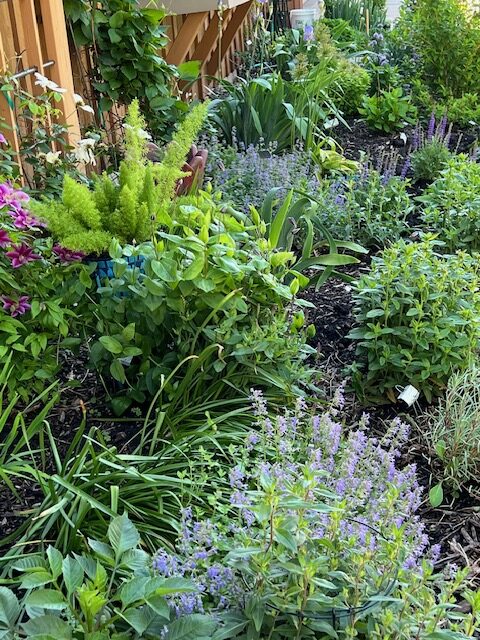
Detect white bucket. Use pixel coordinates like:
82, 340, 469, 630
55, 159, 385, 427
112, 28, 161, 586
290, 8, 320, 30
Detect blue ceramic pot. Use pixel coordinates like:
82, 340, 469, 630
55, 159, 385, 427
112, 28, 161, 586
93, 255, 146, 289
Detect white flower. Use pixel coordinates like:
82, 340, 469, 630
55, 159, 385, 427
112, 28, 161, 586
79, 104, 95, 114
123, 123, 152, 140
34, 72, 66, 93
74, 137, 97, 166
44, 150, 62, 165
74, 93, 84, 105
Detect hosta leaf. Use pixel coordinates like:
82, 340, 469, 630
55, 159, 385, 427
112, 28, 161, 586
0, 587, 20, 627
108, 514, 140, 558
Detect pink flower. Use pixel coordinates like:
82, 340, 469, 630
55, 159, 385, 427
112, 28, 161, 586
0, 183, 29, 209
0, 133, 6, 145
0, 230, 11, 248
5, 243, 41, 268
53, 245, 85, 263
1, 295, 31, 317
8, 208, 45, 229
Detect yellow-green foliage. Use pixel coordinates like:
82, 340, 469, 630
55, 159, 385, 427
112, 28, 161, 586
154, 101, 209, 220
35, 99, 208, 255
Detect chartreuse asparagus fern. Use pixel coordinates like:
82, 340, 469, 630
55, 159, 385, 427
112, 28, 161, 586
33, 100, 208, 255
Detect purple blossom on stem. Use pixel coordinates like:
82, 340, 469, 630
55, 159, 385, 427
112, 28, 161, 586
0, 229, 12, 248
303, 25, 314, 42
427, 113, 436, 141
0, 133, 6, 145
1, 295, 31, 317
5, 243, 41, 268
400, 156, 411, 180
8, 208, 45, 230
53, 245, 85, 263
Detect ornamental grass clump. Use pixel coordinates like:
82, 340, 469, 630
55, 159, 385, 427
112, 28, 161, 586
151, 391, 480, 639
34, 100, 208, 255
349, 238, 480, 402
421, 364, 480, 498
418, 154, 480, 253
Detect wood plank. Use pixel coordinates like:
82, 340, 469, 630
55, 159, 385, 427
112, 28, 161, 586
0, 28, 21, 162
38, 0, 81, 144
191, 11, 221, 67
206, 1, 252, 77
12, 0, 44, 94
166, 11, 209, 65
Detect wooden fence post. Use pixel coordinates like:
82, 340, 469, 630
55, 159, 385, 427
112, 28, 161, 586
38, 0, 81, 144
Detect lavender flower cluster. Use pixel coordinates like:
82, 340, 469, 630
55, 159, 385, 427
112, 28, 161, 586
153, 388, 432, 622
208, 141, 319, 211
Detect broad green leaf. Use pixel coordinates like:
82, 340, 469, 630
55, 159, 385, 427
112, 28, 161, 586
108, 514, 140, 558
22, 615, 72, 639
25, 590, 68, 611
62, 557, 84, 595
429, 483, 443, 508
46, 547, 63, 580
0, 587, 19, 627
183, 255, 204, 280
99, 336, 123, 354
165, 614, 216, 640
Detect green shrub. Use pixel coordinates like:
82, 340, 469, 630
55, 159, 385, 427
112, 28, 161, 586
34, 101, 207, 255
435, 93, 480, 126
418, 155, 480, 252
359, 87, 417, 132
407, 0, 480, 98
411, 138, 453, 182
89, 190, 316, 405
349, 239, 480, 401
333, 59, 371, 115
422, 364, 480, 499
313, 168, 412, 248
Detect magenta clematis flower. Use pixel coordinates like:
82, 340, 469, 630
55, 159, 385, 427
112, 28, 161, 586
9, 208, 45, 229
0, 133, 6, 145
0, 229, 11, 248
53, 245, 85, 263
0, 183, 29, 209
1, 295, 31, 317
6, 243, 41, 268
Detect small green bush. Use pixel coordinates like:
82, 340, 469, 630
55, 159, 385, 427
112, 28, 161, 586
411, 138, 453, 182
360, 88, 417, 132
333, 59, 371, 116
314, 168, 412, 248
422, 364, 480, 497
349, 239, 480, 401
34, 101, 208, 255
435, 93, 480, 126
418, 155, 480, 252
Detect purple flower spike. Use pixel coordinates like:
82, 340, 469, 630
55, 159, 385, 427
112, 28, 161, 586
427, 113, 436, 141
1, 295, 31, 317
0, 229, 12, 248
6, 243, 41, 268
400, 156, 411, 180
0, 133, 6, 145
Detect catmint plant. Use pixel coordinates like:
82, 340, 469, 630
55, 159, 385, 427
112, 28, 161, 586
151, 392, 480, 639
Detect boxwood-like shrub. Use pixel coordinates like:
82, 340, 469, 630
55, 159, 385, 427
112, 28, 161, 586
349, 239, 480, 402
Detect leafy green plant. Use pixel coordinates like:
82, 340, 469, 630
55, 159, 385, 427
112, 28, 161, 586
349, 238, 480, 402
0, 181, 92, 400
64, 0, 198, 141
418, 155, 480, 252
0, 513, 212, 639
359, 87, 417, 132
86, 189, 319, 405
34, 100, 208, 255
411, 138, 453, 182
149, 394, 480, 639
333, 59, 371, 116
435, 92, 480, 126
324, 0, 387, 31
407, 0, 480, 99
421, 364, 480, 502
208, 68, 337, 152
312, 167, 412, 248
